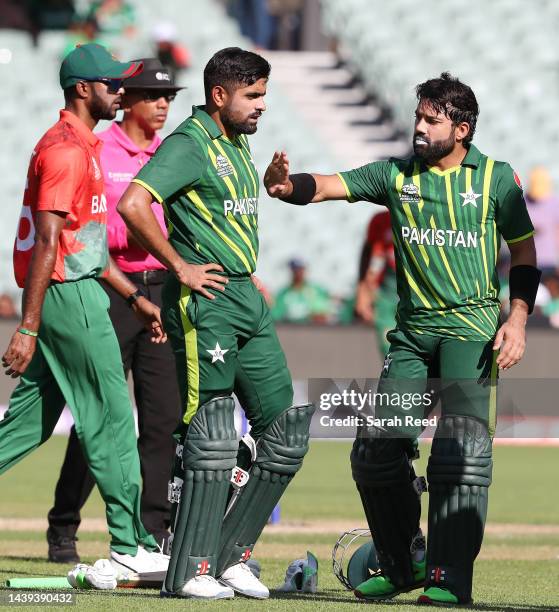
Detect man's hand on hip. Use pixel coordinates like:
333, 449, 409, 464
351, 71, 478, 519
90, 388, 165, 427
175, 261, 228, 299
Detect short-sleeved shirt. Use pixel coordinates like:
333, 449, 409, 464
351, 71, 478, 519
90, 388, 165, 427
366, 210, 396, 285
338, 145, 534, 340
13, 110, 108, 288
98, 122, 166, 273
132, 105, 259, 275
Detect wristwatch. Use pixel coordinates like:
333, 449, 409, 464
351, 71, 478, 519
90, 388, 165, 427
126, 287, 147, 307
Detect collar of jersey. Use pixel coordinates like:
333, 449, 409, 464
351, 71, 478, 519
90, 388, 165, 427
103, 121, 161, 155
424, 144, 482, 176
59, 109, 99, 148
191, 105, 223, 139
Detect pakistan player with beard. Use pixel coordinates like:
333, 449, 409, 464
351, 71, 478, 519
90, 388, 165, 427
264, 73, 539, 605
117, 47, 314, 600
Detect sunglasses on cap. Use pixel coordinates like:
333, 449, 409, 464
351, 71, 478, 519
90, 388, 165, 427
72, 77, 124, 93
140, 90, 177, 102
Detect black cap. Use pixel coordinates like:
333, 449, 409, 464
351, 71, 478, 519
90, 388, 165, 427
123, 57, 183, 91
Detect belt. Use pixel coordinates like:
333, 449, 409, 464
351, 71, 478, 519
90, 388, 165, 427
125, 269, 169, 285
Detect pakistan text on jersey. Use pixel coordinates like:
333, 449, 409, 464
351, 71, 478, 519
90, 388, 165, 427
223, 198, 258, 215
401, 226, 478, 248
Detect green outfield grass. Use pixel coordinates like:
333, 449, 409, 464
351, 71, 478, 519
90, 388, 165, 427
1, 438, 558, 611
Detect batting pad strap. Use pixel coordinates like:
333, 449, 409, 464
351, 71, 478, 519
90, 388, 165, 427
216, 404, 315, 576
509, 265, 541, 314
164, 397, 238, 593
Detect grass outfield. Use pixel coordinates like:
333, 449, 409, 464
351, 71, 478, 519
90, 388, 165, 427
0, 438, 558, 610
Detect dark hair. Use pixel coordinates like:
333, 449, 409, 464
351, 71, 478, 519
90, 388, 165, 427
203, 47, 271, 101
63, 86, 78, 104
416, 72, 479, 144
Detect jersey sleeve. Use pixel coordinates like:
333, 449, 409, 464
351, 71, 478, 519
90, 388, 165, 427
337, 161, 391, 206
495, 163, 535, 243
36, 145, 86, 214
132, 133, 205, 203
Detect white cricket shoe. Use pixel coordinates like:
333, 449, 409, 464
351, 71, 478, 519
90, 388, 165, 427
67, 559, 117, 590
161, 575, 234, 599
110, 545, 169, 583
219, 562, 269, 599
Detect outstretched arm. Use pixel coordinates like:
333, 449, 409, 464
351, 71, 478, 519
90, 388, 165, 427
264, 151, 348, 203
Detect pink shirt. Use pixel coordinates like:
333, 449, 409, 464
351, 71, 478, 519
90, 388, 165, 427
98, 122, 167, 273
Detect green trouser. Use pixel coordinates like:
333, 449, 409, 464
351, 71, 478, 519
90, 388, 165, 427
0, 279, 157, 555
162, 275, 294, 436
377, 327, 498, 436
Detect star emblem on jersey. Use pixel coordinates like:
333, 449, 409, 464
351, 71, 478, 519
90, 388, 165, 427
207, 342, 229, 363
460, 188, 481, 207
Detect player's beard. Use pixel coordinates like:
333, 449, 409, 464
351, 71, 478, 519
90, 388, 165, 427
221, 107, 261, 135
89, 88, 119, 122
413, 128, 456, 164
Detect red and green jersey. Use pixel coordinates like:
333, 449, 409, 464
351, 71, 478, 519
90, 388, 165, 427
339, 145, 534, 340
13, 110, 108, 288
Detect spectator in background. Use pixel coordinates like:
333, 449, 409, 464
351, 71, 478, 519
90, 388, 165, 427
226, 0, 278, 49
87, 0, 136, 38
272, 258, 331, 323
525, 166, 559, 276
0, 294, 18, 320
62, 16, 103, 58
152, 22, 191, 80
354, 210, 397, 356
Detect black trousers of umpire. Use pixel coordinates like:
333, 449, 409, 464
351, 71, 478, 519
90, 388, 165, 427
47, 271, 181, 544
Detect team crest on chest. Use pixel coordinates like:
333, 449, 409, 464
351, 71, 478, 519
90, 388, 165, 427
399, 183, 421, 204
215, 154, 234, 178
460, 187, 481, 208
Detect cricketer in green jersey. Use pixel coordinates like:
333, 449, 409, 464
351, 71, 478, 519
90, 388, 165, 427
264, 73, 540, 606
117, 47, 314, 601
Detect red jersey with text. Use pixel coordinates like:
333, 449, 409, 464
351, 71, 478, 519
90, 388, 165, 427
13, 110, 108, 288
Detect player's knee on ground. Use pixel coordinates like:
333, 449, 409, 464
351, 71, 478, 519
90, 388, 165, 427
350, 430, 424, 588
165, 397, 238, 594
426, 415, 492, 603
216, 403, 314, 576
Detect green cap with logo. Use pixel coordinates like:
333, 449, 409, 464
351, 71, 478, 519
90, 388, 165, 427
60, 43, 143, 89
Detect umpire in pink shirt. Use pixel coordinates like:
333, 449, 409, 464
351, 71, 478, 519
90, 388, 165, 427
47, 59, 183, 562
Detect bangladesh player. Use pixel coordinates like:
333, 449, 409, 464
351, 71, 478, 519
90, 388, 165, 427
0, 44, 169, 580
264, 73, 540, 606
117, 47, 314, 600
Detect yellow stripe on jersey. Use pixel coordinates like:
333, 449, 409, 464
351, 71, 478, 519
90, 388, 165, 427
212, 139, 239, 181
430, 215, 460, 294
444, 174, 457, 230
237, 139, 259, 194
452, 310, 490, 338
402, 239, 446, 310
404, 268, 431, 308
337, 173, 354, 201
132, 178, 163, 204
480, 158, 495, 289
506, 230, 535, 244
396, 172, 430, 266
187, 188, 253, 273
205, 145, 257, 259
179, 286, 200, 424
412, 162, 425, 213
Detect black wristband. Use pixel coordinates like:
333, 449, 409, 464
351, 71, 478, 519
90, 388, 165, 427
509, 265, 541, 314
280, 173, 317, 205
126, 287, 147, 308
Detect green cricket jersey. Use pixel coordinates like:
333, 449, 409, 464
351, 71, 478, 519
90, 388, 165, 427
133, 105, 259, 275
338, 145, 534, 340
